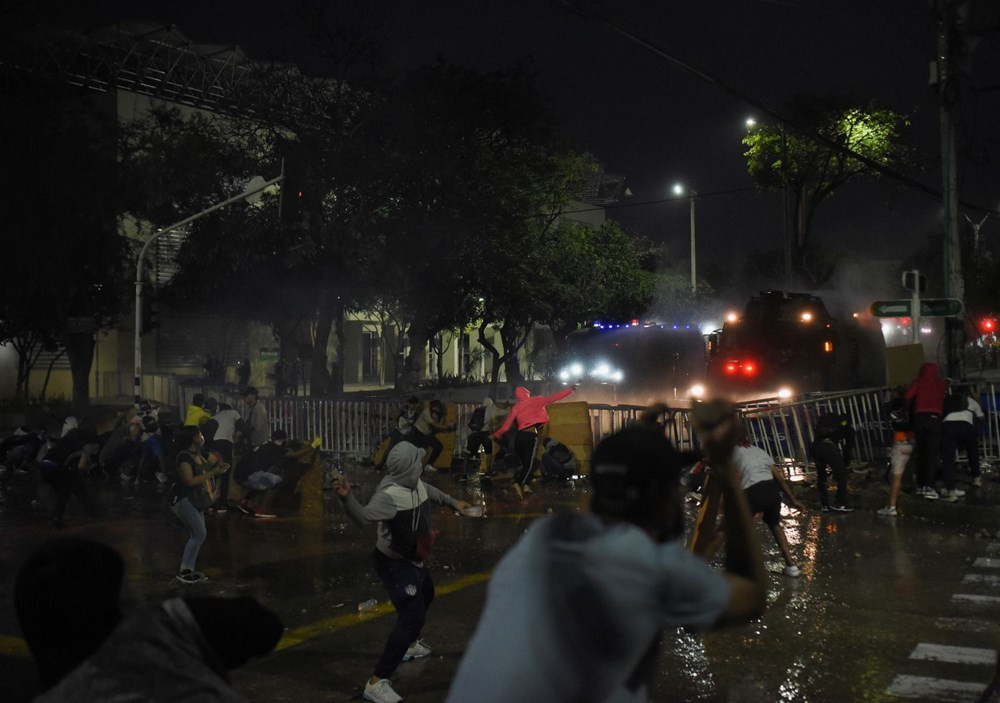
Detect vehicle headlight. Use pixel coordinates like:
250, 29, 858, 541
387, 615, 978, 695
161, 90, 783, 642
777, 387, 793, 399
611, 370, 624, 382
593, 362, 611, 378
558, 370, 570, 381
688, 383, 705, 398
570, 363, 584, 377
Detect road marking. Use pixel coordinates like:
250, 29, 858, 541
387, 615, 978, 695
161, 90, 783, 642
909, 643, 996, 666
275, 572, 491, 652
935, 617, 997, 633
972, 557, 1000, 568
885, 674, 984, 701
952, 593, 1000, 605
962, 573, 1000, 586
987, 543, 1000, 554
0, 634, 29, 658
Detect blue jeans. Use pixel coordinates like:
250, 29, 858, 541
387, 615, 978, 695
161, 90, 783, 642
176, 497, 206, 571
372, 549, 435, 679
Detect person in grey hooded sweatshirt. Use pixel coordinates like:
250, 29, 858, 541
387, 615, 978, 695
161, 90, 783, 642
334, 441, 471, 703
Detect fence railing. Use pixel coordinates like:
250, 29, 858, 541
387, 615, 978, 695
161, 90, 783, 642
148, 380, 1000, 473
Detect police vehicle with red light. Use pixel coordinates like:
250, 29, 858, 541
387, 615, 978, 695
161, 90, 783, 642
705, 290, 886, 397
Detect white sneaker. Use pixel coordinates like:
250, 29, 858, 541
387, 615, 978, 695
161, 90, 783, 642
155, 471, 168, 484
923, 487, 939, 500
783, 564, 801, 577
364, 678, 402, 703
402, 638, 432, 661
973, 477, 983, 487
423, 464, 438, 474
950, 488, 966, 498
877, 506, 899, 517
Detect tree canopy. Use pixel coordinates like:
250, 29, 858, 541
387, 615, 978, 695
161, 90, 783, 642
743, 95, 910, 286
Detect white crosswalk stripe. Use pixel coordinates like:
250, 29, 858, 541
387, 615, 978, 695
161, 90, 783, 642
952, 593, 1000, 605
972, 557, 1000, 568
961, 573, 1000, 586
886, 675, 986, 702
909, 643, 996, 666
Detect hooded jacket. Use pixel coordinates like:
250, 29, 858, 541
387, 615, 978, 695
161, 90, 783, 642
341, 442, 459, 563
904, 362, 948, 415
492, 386, 575, 439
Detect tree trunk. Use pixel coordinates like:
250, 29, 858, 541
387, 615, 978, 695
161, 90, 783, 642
499, 322, 527, 390
330, 298, 347, 394
401, 323, 432, 392
63, 332, 95, 408
477, 321, 504, 399
310, 288, 335, 396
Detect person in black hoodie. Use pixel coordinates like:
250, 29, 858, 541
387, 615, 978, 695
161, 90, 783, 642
334, 441, 471, 703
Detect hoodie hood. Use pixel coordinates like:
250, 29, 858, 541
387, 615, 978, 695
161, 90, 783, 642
482, 397, 494, 407
385, 442, 425, 489
515, 387, 531, 400
917, 362, 940, 380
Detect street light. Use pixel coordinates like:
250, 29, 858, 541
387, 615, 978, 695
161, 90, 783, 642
673, 183, 697, 293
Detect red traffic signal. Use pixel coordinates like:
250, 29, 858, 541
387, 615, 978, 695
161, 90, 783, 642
979, 318, 997, 334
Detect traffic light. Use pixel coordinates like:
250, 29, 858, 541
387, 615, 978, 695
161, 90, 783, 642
978, 317, 997, 335
140, 292, 160, 336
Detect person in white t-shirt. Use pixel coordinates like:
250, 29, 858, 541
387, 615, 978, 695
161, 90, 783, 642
941, 385, 986, 496
447, 400, 768, 703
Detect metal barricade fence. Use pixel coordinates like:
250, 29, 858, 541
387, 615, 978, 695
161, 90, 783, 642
155, 381, 1000, 471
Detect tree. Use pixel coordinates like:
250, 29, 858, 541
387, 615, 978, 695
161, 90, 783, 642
0, 81, 133, 407
743, 96, 910, 286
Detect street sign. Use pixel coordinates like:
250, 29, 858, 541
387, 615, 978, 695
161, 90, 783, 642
870, 298, 964, 318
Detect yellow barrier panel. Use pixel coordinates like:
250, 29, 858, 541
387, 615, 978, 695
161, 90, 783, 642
539, 400, 594, 473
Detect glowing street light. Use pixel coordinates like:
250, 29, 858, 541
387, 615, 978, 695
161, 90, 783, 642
673, 183, 698, 294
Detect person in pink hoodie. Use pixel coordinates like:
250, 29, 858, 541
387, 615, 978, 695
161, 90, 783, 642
904, 362, 948, 499
492, 385, 575, 486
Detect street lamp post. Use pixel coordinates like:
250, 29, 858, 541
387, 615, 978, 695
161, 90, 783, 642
674, 184, 698, 293
133, 171, 283, 406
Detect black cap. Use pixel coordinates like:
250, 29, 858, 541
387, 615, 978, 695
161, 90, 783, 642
243, 386, 259, 397
590, 426, 687, 529
271, 429, 287, 440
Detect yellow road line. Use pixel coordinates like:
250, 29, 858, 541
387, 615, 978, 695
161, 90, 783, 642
0, 573, 495, 659
0, 634, 30, 658
275, 571, 492, 652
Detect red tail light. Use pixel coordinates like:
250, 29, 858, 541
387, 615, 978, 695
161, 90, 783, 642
823, 341, 833, 353
725, 362, 738, 374
741, 360, 758, 376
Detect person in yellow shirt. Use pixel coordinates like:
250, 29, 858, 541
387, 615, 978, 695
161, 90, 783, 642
183, 394, 213, 429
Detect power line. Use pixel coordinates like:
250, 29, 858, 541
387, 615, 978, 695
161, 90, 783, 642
548, 0, 1000, 217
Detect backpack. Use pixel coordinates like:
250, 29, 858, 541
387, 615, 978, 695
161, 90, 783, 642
468, 406, 487, 432
176, 450, 218, 511
943, 392, 967, 416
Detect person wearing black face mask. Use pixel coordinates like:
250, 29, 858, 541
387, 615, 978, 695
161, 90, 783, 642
447, 400, 768, 703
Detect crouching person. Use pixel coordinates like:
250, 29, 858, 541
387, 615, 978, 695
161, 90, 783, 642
447, 400, 768, 702
334, 442, 471, 703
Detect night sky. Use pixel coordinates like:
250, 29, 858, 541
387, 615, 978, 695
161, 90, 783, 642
16, 0, 1000, 291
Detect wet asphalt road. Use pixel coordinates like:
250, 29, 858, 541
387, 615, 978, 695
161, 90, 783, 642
1, 467, 999, 702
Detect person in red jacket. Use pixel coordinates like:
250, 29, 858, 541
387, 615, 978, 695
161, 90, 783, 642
492, 385, 575, 487
904, 362, 948, 499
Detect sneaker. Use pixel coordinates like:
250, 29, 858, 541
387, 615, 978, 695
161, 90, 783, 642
877, 506, 899, 517
402, 638, 432, 661
214, 505, 228, 513
232, 501, 253, 516
423, 464, 438, 474
821, 504, 832, 513
949, 488, 966, 498
973, 477, 983, 487
830, 505, 854, 513
364, 678, 402, 703
155, 471, 168, 484
922, 488, 939, 500
175, 569, 203, 584
942, 491, 958, 503
783, 564, 801, 577
253, 511, 277, 519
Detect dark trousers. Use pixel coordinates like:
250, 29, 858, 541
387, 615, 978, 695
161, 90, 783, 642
465, 430, 492, 456
812, 439, 848, 507
373, 549, 434, 679
514, 430, 540, 485
913, 413, 942, 488
41, 463, 96, 522
942, 421, 980, 488
408, 431, 443, 467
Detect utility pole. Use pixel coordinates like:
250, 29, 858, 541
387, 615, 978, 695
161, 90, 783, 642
933, 0, 964, 376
